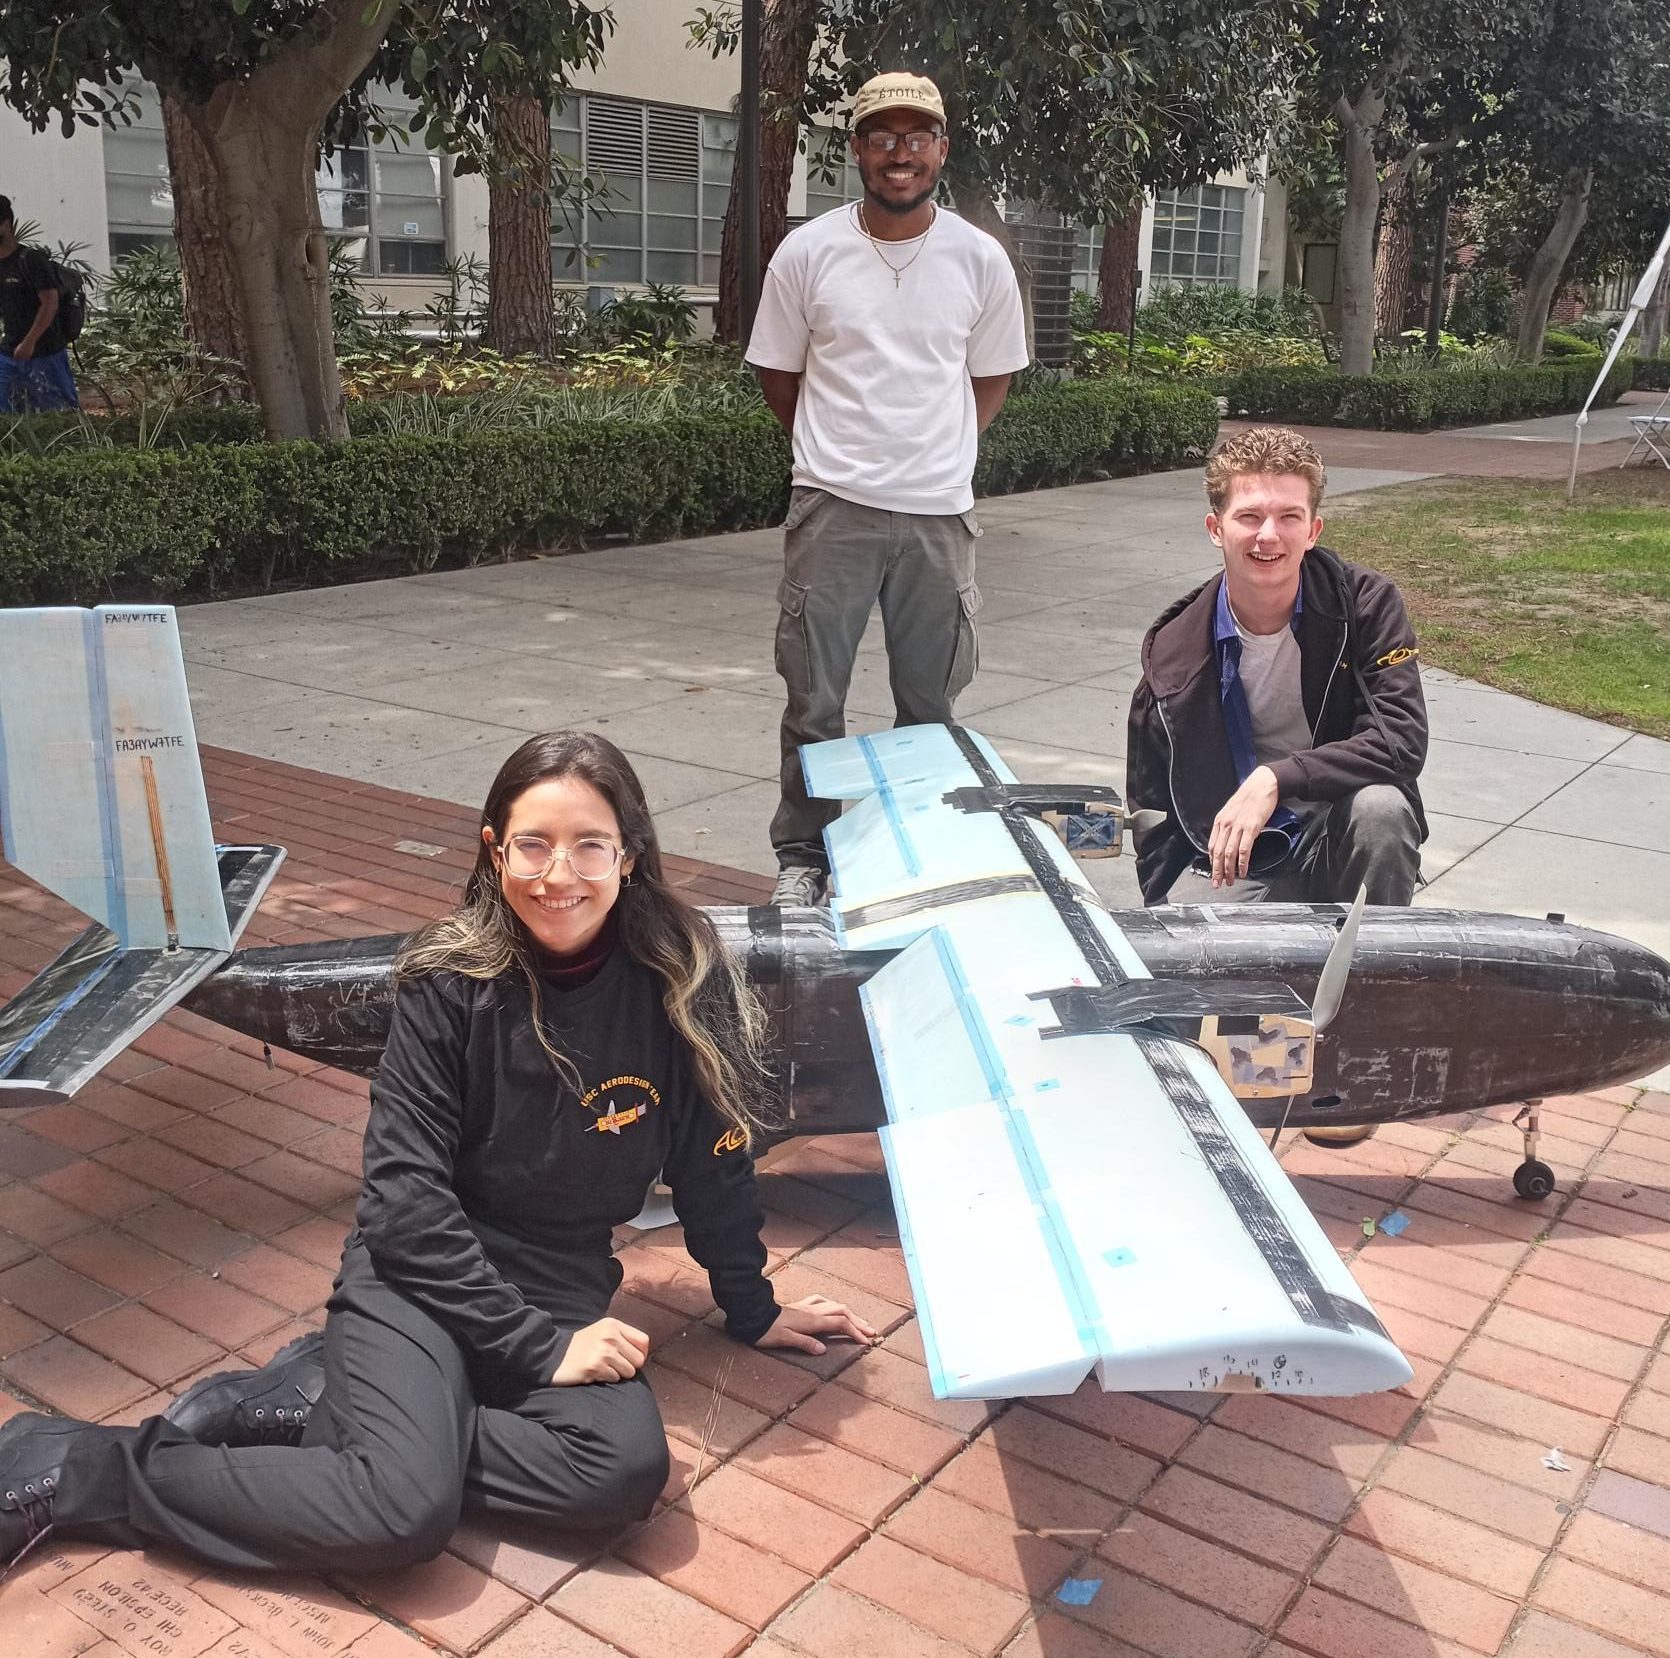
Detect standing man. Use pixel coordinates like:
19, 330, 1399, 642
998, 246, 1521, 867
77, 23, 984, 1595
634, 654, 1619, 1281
746, 73, 1028, 906
0, 196, 79, 414
1126, 426, 1428, 908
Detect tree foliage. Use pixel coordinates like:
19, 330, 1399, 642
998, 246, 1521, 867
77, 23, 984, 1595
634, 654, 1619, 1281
798, 0, 1312, 224
0, 3, 609, 439
1463, 0, 1670, 353
1297, 0, 1533, 373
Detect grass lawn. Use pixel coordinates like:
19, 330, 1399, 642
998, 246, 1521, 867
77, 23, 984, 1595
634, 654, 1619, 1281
1323, 470, 1670, 740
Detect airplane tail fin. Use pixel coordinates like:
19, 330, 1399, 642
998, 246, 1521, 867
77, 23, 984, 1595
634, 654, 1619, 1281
0, 606, 282, 1103
0, 604, 230, 952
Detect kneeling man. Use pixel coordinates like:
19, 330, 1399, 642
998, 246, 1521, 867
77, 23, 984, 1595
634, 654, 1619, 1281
1127, 427, 1427, 906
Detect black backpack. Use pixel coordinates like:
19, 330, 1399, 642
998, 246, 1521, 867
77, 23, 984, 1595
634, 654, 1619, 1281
43, 255, 87, 343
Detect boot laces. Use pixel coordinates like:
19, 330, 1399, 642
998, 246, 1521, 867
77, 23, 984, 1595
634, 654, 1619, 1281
2, 1473, 57, 1581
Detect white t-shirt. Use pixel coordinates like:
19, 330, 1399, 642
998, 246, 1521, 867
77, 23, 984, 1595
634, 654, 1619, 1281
745, 204, 1029, 514
1233, 613, 1312, 799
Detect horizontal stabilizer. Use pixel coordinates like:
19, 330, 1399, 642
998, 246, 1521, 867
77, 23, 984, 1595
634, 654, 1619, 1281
0, 605, 229, 951
801, 726, 1015, 804
0, 845, 283, 1106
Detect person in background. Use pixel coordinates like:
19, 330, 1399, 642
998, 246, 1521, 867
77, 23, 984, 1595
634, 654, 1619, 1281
0, 195, 78, 414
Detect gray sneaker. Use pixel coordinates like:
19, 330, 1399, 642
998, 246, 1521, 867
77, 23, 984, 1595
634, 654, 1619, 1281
770, 864, 828, 907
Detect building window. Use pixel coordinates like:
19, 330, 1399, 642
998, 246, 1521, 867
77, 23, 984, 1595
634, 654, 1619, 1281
317, 109, 448, 277
1071, 226, 1103, 295
700, 112, 736, 287
104, 83, 447, 276
806, 132, 863, 221
1150, 184, 1245, 287
102, 83, 174, 260
552, 95, 733, 289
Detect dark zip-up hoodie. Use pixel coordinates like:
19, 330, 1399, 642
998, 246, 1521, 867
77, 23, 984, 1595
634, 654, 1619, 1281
1125, 546, 1429, 905
353, 946, 779, 1393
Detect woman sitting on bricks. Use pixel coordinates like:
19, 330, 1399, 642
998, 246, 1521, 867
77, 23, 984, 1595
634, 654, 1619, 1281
0, 730, 873, 1575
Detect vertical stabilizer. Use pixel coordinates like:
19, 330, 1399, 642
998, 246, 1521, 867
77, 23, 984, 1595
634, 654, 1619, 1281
0, 606, 230, 951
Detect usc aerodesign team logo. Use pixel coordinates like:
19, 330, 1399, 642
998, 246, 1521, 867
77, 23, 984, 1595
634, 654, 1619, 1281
713, 1126, 747, 1156
1376, 646, 1419, 668
581, 1074, 660, 1135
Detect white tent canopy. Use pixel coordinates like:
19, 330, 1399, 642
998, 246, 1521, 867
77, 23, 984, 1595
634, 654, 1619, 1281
1567, 214, 1670, 498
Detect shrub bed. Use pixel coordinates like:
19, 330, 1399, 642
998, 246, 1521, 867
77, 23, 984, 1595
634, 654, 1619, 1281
0, 379, 1217, 606
1223, 355, 1634, 431
1635, 355, 1670, 392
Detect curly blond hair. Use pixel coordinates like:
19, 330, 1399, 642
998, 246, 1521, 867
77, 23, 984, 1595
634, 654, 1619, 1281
1204, 427, 1327, 515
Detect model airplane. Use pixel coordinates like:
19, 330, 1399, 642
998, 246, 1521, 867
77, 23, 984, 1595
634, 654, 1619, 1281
3, 609, 1669, 1398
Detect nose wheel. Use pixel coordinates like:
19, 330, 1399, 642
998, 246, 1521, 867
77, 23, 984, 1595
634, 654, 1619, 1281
1511, 1100, 1556, 1201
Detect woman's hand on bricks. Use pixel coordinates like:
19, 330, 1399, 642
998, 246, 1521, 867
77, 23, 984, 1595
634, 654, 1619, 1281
755, 1294, 878, 1356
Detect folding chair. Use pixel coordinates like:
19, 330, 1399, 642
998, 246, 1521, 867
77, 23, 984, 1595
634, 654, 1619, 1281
1620, 382, 1670, 468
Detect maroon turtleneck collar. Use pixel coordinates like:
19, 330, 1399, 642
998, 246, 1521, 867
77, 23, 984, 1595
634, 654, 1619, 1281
535, 908, 620, 989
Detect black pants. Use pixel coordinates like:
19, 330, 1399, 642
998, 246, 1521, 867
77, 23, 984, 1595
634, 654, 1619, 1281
53, 1244, 669, 1573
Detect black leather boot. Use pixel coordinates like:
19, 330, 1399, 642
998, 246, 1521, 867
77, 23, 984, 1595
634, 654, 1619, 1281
0, 1412, 85, 1576
163, 1331, 325, 1447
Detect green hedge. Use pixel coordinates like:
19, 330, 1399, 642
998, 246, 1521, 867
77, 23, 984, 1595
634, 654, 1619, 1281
1223, 356, 1634, 431
0, 403, 266, 457
0, 379, 1217, 605
1635, 355, 1670, 392
976, 379, 1217, 493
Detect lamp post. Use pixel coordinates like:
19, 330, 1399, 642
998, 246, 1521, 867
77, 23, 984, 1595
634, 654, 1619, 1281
739, 0, 763, 347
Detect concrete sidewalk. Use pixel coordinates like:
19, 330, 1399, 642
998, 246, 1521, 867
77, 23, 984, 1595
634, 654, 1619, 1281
178, 461, 1670, 991
1221, 389, 1664, 479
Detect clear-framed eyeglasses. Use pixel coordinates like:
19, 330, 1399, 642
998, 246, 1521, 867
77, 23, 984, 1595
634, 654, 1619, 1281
857, 129, 943, 155
496, 834, 625, 883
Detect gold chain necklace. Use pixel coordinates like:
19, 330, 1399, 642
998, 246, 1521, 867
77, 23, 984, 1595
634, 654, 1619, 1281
856, 202, 936, 288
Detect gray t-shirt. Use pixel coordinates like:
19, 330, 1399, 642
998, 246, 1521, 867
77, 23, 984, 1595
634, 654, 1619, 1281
1233, 612, 1312, 811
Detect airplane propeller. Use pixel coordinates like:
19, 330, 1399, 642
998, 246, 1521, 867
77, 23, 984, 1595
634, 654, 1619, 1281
1312, 884, 1369, 1035
1269, 883, 1369, 1154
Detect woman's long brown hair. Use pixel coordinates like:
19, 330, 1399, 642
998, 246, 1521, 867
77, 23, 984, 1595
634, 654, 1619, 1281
396, 731, 774, 1140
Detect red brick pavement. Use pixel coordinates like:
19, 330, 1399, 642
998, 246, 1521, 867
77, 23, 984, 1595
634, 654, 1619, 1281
2, 745, 1669, 1656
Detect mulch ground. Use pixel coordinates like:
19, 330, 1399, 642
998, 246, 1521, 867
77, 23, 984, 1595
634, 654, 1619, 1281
2, 745, 1668, 1658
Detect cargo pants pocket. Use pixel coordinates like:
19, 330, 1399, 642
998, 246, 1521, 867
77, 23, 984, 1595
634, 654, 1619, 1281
947, 580, 983, 701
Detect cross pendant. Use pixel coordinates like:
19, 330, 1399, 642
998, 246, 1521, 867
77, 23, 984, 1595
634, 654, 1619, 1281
893, 272, 901, 288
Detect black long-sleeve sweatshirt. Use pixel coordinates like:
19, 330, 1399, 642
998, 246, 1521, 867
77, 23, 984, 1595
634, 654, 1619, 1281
353, 944, 779, 1393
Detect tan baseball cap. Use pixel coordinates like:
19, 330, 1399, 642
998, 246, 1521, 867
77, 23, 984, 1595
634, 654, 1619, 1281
851, 72, 946, 128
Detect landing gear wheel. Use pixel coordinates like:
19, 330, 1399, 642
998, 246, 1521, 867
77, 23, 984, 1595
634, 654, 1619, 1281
1513, 1159, 1556, 1201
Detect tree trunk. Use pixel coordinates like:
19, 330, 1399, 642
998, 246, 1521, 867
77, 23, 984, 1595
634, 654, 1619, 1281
955, 184, 1034, 360
1095, 202, 1144, 335
205, 98, 346, 441
484, 90, 554, 357
180, 0, 398, 441
717, 0, 818, 345
1334, 89, 1385, 378
160, 89, 247, 387
1515, 168, 1592, 362
1374, 171, 1416, 338
1636, 260, 1669, 360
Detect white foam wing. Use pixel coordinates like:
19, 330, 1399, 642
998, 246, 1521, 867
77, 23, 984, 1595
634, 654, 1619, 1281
808, 725, 1412, 1401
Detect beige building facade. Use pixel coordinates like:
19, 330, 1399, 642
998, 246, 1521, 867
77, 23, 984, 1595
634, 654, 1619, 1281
4, 8, 1287, 317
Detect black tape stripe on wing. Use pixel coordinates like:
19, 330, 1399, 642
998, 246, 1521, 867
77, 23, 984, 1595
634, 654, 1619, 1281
1137, 1034, 1359, 1335
844, 873, 1052, 932
945, 726, 1130, 990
